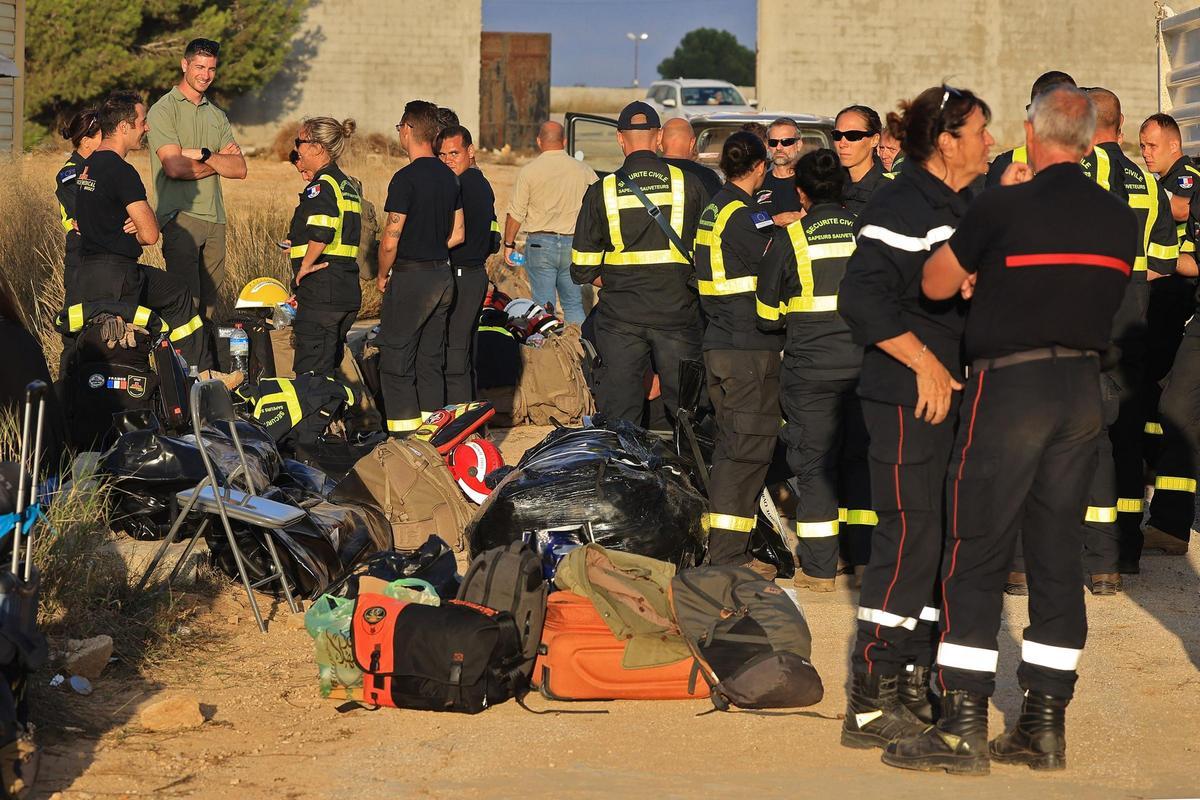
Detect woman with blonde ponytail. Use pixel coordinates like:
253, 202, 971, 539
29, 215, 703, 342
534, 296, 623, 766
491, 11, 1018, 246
287, 116, 363, 376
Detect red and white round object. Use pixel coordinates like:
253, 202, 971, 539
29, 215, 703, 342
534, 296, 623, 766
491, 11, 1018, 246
450, 439, 504, 504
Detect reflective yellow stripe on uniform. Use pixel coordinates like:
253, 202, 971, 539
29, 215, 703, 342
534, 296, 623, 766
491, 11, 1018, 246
796, 519, 838, 538
1084, 506, 1118, 523
67, 304, 84, 332
290, 174, 361, 259
704, 512, 756, 533
256, 380, 303, 428
1020, 145, 1113, 191
387, 417, 423, 433
168, 314, 204, 342
1116, 498, 1144, 513
696, 200, 757, 296
132, 306, 152, 328
571, 250, 604, 265
490, 220, 500, 233
59, 204, 74, 233
1155, 475, 1197, 493
840, 508, 879, 526
478, 325, 514, 337
600, 165, 689, 266
779, 221, 854, 313
1145, 422, 1164, 435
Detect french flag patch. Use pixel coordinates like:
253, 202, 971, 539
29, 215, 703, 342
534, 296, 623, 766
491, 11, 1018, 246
106, 377, 127, 390
1179, 175, 1194, 190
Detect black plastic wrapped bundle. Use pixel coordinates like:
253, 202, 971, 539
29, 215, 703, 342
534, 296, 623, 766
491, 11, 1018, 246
466, 417, 707, 567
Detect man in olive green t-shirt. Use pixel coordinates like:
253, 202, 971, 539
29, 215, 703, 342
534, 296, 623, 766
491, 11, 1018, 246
147, 37, 247, 331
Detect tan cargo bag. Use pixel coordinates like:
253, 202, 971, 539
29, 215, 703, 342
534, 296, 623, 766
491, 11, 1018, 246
333, 437, 475, 552
512, 326, 595, 426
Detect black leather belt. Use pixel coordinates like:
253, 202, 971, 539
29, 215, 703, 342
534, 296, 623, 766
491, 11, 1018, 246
971, 346, 1098, 373
391, 258, 450, 272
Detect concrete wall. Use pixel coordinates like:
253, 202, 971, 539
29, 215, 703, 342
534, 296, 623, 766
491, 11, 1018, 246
757, 0, 1162, 149
0, 0, 23, 154
229, 0, 481, 149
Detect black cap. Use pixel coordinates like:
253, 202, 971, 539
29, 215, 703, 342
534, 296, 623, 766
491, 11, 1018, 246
617, 101, 661, 131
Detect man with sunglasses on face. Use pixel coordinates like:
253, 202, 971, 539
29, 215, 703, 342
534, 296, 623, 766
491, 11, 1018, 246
148, 38, 247, 367
755, 117, 804, 226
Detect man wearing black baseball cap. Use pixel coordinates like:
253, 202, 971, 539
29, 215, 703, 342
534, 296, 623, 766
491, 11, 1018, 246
570, 101, 706, 429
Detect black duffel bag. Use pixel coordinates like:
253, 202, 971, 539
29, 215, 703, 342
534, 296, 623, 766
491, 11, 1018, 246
350, 593, 525, 713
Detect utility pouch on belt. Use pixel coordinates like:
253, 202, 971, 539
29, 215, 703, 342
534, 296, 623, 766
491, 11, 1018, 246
350, 592, 526, 713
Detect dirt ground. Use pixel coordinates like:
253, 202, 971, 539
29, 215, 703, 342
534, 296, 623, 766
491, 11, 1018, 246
29, 424, 1200, 800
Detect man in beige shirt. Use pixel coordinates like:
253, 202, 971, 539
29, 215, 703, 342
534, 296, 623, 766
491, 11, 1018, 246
503, 120, 597, 323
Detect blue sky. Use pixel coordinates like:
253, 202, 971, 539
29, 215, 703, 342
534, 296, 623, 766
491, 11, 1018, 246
482, 0, 758, 87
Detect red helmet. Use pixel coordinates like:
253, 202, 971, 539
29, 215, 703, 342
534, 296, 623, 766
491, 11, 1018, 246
449, 439, 504, 504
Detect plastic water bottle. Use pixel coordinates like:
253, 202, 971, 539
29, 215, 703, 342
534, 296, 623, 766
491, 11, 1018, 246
510, 249, 526, 267
230, 323, 250, 374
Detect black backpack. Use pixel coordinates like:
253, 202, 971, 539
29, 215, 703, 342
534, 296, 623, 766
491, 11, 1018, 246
351, 593, 525, 713
457, 542, 548, 681
669, 566, 823, 710
61, 322, 159, 450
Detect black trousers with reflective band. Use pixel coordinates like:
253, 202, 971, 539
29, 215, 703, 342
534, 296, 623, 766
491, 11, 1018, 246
75, 254, 209, 369
779, 372, 871, 578
1148, 333, 1200, 541
1110, 280, 1150, 565
293, 306, 355, 378
1079, 371, 1122, 574
703, 349, 781, 565
937, 358, 1098, 700
377, 266, 453, 433
445, 266, 489, 405
851, 397, 956, 677
592, 310, 702, 427
1144, 275, 1196, 463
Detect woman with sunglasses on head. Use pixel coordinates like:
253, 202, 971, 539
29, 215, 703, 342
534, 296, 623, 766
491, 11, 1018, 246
56, 108, 102, 300
287, 116, 362, 377
837, 85, 994, 753
835, 105, 892, 215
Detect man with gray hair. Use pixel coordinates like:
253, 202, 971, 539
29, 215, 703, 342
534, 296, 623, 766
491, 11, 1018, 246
880, 85, 1137, 775
756, 117, 804, 225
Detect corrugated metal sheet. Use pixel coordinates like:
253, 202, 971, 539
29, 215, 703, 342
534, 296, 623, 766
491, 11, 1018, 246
480, 32, 550, 150
1162, 7, 1200, 155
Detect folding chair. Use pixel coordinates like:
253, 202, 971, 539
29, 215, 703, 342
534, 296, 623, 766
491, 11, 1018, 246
137, 380, 303, 632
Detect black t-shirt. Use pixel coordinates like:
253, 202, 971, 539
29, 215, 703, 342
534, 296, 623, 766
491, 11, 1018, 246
451, 167, 499, 268
949, 163, 1137, 360
384, 156, 462, 263
76, 150, 146, 261
755, 171, 802, 215
663, 157, 723, 202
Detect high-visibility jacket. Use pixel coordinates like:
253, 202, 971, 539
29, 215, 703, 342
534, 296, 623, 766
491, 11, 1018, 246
757, 202, 861, 378
694, 182, 781, 351
569, 150, 704, 329
1097, 142, 1179, 278
1157, 154, 1200, 254
56, 151, 85, 237
288, 163, 363, 310
1010, 144, 1115, 192
236, 375, 355, 444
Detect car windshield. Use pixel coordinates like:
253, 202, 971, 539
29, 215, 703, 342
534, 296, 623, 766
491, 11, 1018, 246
694, 124, 831, 167
681, 86, 746, 107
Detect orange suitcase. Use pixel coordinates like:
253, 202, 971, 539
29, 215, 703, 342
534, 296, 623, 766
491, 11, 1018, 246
533, 591, 708, 701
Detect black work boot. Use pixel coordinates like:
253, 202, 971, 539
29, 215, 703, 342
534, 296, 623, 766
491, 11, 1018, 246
898, 666, 936, 725
841, 672, 928, 750
881, 690, 990, 775
989, 690, 1068, 770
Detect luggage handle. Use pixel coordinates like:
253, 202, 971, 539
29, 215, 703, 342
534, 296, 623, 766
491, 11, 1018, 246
14, 381, 48, 580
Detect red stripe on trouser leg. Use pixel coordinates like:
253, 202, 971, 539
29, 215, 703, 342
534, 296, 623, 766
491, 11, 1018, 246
938, 371, 986, 692
864, 405, 907, 674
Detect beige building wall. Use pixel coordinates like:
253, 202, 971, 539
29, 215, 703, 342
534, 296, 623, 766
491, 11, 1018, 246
0, 0, 23, 154
229, 0, 481, 149
758, 0, 1163, 149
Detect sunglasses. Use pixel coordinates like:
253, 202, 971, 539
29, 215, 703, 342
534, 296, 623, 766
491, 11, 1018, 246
832, 129, 874, 142
767, 137, 797, 148
294, 138, 314, 148
394, 121, 412, 132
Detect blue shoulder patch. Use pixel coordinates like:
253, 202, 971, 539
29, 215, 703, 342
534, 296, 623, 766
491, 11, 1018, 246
58, 168, 77, 184
750, 210, 773, 229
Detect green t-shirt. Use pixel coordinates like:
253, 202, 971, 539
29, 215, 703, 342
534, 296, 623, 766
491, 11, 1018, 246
147, 86, 236, 225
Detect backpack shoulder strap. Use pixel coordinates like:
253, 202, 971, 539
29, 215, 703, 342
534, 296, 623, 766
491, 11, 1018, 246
614, 168, 694, 266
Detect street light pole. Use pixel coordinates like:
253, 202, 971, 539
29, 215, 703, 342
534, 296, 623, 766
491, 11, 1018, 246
626, 32, 649, 88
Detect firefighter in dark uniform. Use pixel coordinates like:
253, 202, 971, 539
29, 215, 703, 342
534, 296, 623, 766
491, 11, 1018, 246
56, 109, 102, 301
691, 131, 781, 570
377, 100, 466, 434
436, 124, 500, 404
835, 105, 893, 215
838, 85, 993, 748
985, 71, 1076, 188
570, 101, 706, 426
757, 148, 871, 591
885, 85, 1136, 775
73, 90, 208, 371
288, 116, 362, 378
1086, 88, 1181, 579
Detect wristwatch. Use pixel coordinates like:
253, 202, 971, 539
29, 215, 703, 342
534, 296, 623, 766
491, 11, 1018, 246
199, 147, 212, 163
503, 241, 516, 249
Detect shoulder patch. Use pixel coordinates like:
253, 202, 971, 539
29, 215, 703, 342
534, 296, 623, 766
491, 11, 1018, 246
305, 183, 321, 199
1178, 175, 1194, 191
755, 189, 773, 205
751, 210, 773, 229
58, 168, 77, 184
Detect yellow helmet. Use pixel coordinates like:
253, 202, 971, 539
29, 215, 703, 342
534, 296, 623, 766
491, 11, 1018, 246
235, 277, 290, 309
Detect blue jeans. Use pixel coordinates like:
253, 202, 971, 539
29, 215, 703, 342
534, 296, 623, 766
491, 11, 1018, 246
525, 233, 585, 324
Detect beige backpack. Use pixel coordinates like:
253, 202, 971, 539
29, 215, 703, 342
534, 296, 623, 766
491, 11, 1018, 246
332, 438, 475, 552
512, 326, 595, 426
